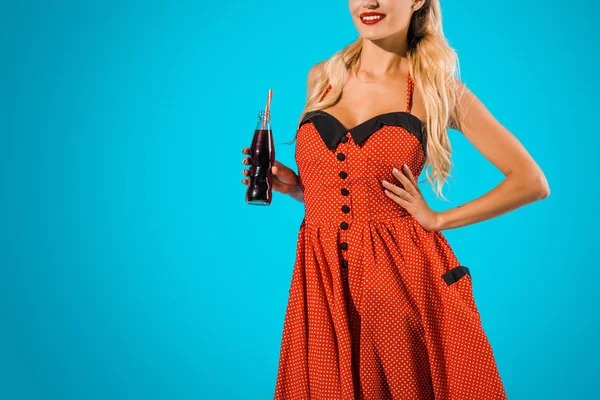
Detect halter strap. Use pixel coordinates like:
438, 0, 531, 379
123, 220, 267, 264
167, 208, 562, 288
318, 84, 332, 103
405, 71, 414, 113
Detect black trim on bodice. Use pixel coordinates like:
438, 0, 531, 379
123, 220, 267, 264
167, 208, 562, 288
299, 110, 427, 155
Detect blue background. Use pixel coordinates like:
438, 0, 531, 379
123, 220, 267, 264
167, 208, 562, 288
1, 0, 597, 399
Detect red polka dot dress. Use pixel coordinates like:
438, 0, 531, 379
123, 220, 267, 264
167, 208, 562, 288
274, 72, 508, 400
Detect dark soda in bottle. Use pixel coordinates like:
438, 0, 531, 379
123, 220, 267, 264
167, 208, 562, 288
246, 109, 275, 205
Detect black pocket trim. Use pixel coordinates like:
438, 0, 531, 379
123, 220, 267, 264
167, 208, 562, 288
441, 265, 471, 285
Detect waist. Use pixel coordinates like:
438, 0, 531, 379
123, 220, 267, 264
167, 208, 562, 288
302, 182, 413, 228
303, 207, 412, 229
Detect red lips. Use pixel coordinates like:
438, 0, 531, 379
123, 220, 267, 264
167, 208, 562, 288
359, 12, 386, 25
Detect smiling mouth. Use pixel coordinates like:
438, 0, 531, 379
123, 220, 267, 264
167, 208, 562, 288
360, 14, 386, 24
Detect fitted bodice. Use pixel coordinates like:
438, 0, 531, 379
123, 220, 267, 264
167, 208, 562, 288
295, 113, 427, 227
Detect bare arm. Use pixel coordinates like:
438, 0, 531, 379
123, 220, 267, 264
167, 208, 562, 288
437, 85, 550, 230
288, 61, 327, 204
288, 182, 304, 203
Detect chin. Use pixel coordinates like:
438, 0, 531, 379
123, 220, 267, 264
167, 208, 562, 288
359, 31, 389, 41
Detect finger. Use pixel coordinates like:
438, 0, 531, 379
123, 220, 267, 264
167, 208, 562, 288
382, 180, 412, 202
401, 164, 420, 192
241, 178, 249, 185
242, 147, 250, 154
243, 157, 251, 165
392, 167, 418, 197
384, 188, 411, 209
391, 168, 413, 192
242, 169, 248, 176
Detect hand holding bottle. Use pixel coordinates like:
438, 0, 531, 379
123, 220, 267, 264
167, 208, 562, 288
241, 147, 300, 195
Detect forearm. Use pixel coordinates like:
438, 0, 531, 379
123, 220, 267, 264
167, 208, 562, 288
288, 182, 304, 203
437, 171, 549, 231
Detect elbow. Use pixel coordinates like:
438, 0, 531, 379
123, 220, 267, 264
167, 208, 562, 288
531, 171, 550, 200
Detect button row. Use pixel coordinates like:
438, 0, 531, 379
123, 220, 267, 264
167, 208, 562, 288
338, 138, 349, 283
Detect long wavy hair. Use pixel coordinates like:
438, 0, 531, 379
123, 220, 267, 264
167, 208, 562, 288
285, 0, 468, 201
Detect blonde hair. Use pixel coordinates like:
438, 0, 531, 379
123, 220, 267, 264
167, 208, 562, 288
285, 0, 468, 201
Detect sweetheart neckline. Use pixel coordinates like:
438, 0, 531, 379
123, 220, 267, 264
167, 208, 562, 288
300, 109, 428, 155
310, 110, 425, 133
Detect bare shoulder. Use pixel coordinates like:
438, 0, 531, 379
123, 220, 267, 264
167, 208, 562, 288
307, 60, 327, 86
306, 60, 327, 101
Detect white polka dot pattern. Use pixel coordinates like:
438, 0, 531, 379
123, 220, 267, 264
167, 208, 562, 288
274, 72, 508, 399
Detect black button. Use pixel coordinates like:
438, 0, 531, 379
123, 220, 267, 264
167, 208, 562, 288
340, 242, 348, 250
340, 135, 348, 143
337, 153, 346, 161
340, 221, 349, 230
338, 171, 348, 179
341, 205, 350, 213
341, 188, 349, 196
343, 276, 348, 284
341, 260, 348, 268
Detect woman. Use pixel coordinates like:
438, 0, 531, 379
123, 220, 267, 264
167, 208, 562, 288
242, 0, 549, 398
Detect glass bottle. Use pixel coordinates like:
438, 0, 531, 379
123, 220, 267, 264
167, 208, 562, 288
246, 109, 275, 206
